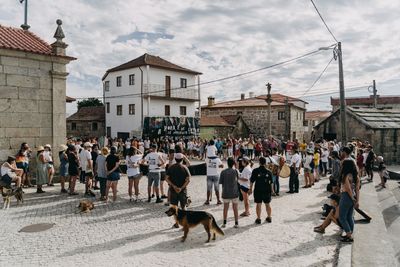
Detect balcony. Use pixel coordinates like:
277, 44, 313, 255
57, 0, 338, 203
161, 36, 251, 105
143, 83, 199, 101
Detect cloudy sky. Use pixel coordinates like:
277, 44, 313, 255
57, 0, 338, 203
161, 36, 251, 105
2, 0, 400, 114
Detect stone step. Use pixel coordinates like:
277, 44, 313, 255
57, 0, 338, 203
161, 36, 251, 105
349, 177, 398, 267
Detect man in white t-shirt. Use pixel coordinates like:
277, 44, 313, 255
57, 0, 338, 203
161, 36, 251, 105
80, 142, 95, 197
144, 144, 165, 203
321, 148, 329, 177
206, 140, 218, 158
288, 149, 301, 194
204, 156, 224, 205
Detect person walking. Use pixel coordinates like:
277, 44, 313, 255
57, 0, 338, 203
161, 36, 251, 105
219, 157, 240, 228
59, 145, 69, 193
288, 149, 301, 193
249, 157, 274, 224
96, 147, 109, 201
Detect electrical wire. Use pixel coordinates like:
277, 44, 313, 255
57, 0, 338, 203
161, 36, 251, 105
310, 0, 338, 43
300, 56, 334, 97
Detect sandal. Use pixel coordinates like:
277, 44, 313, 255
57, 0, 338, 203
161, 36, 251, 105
341, 236, 354, 243
240, 212, 250, 217
313, 227, 325, 234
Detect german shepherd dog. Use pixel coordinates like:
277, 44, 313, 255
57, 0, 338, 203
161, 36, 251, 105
78, 200, 94, 213
165, 206, 224, 242
1, 187, 24, 209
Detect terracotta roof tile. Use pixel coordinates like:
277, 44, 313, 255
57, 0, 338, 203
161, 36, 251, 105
66, 96, 76, 103
202, 94, 306, 109
200, 116, 233, 127
67, 106, 105, 122
305, 110, 331, 120
104, 53, 201, 79
0, 25, 53, 55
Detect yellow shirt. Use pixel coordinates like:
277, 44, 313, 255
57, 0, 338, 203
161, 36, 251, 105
314, 153, 320, 165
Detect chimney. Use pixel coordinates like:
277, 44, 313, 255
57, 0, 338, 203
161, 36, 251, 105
249, 92, 254, 98
208, 96, 215, 106
240, 93, 245, 100
51, 19, 68, 56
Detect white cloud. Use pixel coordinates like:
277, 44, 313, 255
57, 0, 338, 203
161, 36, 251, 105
1, 0, 400, 114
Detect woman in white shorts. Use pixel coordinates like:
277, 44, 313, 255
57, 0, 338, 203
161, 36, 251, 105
126, 147, 143, 201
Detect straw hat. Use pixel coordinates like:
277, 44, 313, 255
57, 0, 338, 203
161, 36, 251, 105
279, 164, 291, 178
101, 147, 109, 156
37, 146, 45, 152
60, 144, 68, 151
44, 144, 52, 150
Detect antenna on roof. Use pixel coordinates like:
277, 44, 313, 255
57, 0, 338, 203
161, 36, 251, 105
19, 0, 30, 30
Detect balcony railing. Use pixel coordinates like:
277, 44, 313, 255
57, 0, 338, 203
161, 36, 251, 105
143, 83, 199, 101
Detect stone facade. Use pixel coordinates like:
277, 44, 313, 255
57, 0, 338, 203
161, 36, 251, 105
0, 23, 75, 170
66, 106, 106, 138
314, 110, 400, 164
201, 105, 305, 140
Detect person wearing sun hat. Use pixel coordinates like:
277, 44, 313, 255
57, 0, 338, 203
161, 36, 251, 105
44, 144, 55, 186
36, 146, 48, 193
59, 144, 69, 193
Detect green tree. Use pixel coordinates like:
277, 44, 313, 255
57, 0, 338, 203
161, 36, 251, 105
77, 98, 103, 110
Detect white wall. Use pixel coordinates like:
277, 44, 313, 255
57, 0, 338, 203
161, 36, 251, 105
103, 66, 199, 138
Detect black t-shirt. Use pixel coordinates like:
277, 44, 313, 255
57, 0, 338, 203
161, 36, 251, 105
68, 152, 79, 170
250, 166, 273, 193
106, 154, 120, 172
166, 163, 190, 188
91, 151, 98, 167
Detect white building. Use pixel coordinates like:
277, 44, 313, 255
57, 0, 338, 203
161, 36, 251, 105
103, 53, 202, 139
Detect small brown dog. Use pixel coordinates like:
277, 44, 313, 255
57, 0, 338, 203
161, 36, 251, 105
78, 200, 94, 213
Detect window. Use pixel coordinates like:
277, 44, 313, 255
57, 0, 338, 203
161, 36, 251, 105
106, 102, 110, 113
180, 78, 187, 88
165, 76, 171, 97
165, 105, 170, 116
296, 112, 299, 120
278, 111, 285, 120
106, 127, 111, 137
180, 106, 187, 116
92, 122, 98, 131
129, 74, 135, 85
303, 120, 309, 127
104, 81, 110, 91
129, 104, 135, 115
71, 122, 77, 130
116, 76, 122, 87
116, 105, 122, 116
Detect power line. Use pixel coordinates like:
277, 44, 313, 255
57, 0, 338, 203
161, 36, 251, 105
298, 85, 368, 98
300, 56, 334, 97
310, 0, 338, 43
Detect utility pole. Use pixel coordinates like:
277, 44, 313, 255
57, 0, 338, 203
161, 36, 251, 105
266, 83, 272, 136
20, 0, 30, 30
373, 79, 377, 108
337, 42, 347, 144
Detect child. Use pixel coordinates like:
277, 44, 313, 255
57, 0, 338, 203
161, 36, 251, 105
377, 156, 389, 188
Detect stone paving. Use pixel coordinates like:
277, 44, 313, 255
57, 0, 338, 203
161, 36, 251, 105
0, 166, 339, 266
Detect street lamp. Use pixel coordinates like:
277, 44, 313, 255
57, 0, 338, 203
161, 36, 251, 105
266, 83, 272, 136
319, 42, 347, 143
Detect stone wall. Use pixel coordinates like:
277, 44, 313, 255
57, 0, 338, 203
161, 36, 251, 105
314, 112, 400, 164
0, 49, 72, 170
67, 121, 106, 138
201, 105, 304, 139
200, 126, 233, 140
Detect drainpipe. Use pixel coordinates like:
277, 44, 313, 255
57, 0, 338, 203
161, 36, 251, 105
139, 67, 144, 131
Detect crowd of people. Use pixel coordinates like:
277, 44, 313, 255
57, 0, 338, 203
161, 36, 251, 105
0, 134, 391, 244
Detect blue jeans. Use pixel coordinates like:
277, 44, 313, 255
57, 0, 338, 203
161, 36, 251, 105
339, 192, 354, 234
272, 175, 279, 193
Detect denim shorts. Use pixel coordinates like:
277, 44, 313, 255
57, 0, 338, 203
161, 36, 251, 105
207, 176, 219, 192
148, 172, 160, 187
107, 171, 120, 181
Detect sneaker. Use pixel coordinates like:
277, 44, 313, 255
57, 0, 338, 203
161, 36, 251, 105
161, 195, 168, 199
265, 217, 272, 223
286, 191, 294, 194
156, 198, 163, 203
60, 189, 68, 194
276, 193, 280, 196
255, 218, 262, 224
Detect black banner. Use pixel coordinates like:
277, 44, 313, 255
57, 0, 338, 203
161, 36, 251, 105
143, 117, 199, 139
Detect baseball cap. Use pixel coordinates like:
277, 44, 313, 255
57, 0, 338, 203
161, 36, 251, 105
175, 153, 184, 160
